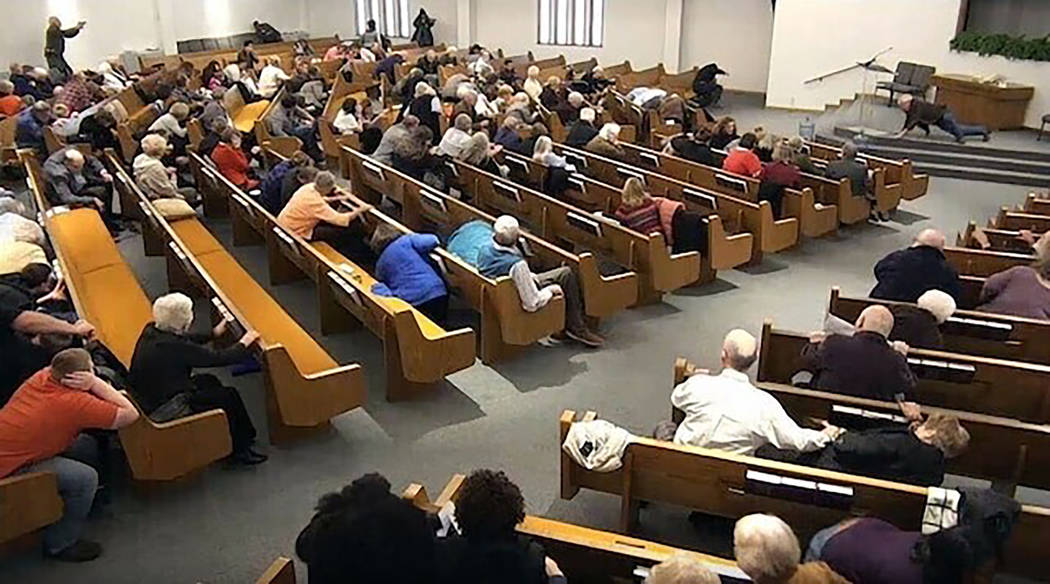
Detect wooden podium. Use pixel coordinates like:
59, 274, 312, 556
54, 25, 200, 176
931, 74, 1034, 131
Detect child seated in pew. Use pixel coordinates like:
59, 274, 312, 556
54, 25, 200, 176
369, 223, 450, 326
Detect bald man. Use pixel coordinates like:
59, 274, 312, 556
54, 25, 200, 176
668, 329, 838, 455
870, 229, 961, 303
802, 306, 916, 401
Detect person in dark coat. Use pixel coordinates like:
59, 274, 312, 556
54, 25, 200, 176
44, 17, 85, 80
127, 293, 266, 465
564, 108, 599, 148
411, 9, 437, 47
889, 289, 956, 350
252, 20, 282, 44
667, 127, 721, 167
871, 229, 961, 302
800, 305, 916, 402
691, 63, 726, 108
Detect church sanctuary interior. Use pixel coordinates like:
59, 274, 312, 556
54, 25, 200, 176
5, 0, 1050, 582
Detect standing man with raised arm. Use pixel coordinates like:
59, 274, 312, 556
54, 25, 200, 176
45, 16, 86, 81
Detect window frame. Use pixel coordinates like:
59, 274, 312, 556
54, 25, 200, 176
355, 0, 411, 39
537, 0, 605, 48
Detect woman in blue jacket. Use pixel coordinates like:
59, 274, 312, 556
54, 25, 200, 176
369, 224, 449, 325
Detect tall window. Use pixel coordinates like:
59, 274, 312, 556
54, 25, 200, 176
538, 0, 604, 47
356, 0, 411, 38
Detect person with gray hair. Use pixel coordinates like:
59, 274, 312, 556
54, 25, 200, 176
871, 228, 961, 302
824, 140, 880, 219
15, 100, 53, 155
277, 171, 375, 261
645, 552, 720, 584
372, 114, 420, 166
664, 329, 838, 454
585, 122, 626, 161
41, 147, 115, 227
437, 113, 474, 158
0, 79, 24, 117
476, 215, 604, 347
888, 289, 956, 350
734, 514, 848, 584
133, 133, 200, 206
565, 107, 599, 147
802, 305, 917, 401
128, 293, 265, 465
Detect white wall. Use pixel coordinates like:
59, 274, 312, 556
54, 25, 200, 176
766, 0, 1049, 128
173, 0, 304, 41
680, 0, 773, 93
306, 0, 358, 39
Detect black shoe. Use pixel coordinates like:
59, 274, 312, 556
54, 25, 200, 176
878, 211, 891, 222
229, 449, 268, 466
955, 135, 966, 144
983, 132, 991, 142
46, 540, 102, 563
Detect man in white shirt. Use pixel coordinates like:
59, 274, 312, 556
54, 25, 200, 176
257, 57, 291, 99
437, 114, 474, 158
670, 330, 839, 455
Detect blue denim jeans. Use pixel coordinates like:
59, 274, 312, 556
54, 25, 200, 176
15, 435, 99, 554
804, 524, 843, 562
937, 111, 987, 141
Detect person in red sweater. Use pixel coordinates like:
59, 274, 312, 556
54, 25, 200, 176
209, 128, 259, 191
0, 80, 24, 117
759, 139, 802, 189
722, 132, 762, 177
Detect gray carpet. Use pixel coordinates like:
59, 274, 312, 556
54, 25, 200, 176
4, 104, 1046, 583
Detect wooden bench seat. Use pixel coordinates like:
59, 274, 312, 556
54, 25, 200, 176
405, 474, 750, 584
223, 88, 271, 134
943, 246, 1034, 309
190, 150, 476, 400
106, 150, 365, 441
559, 409, 1050, 582
253, 88, 303, 159
339, 145, 566, 364
992, 207, 1050, 233
806, 140, 927, 202
255, 557, 296, 584
116, 103, 162, 163
0, 472, 63, 545
957, 221, 1038, 255
827, 286, 1050, 366
1022, 193, 1050, 216
756, 319, 1050, 424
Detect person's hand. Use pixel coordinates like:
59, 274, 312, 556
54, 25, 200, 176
808, 330, 827, 344
239, 330, 261, 347
212, 319, 229, 338
821, 422, 845, 440
76, 21, 87, 29
549, 284, 564, 297
891, 340, 909, 356
544, 557, 564, 578
62, 371, 98, 392
93, 197, 105, 210
251, 145, 262, 155
1017, 229, 1036, 246
101, 170, 112, 183
71, 319, 95, 338
892, 131, 907, 139
899, 401, 923, 422
37, 280, 67, 304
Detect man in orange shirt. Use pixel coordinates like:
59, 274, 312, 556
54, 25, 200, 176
721, 132, 763, 178
0, 348, 139, 561
0, 80, 24, 117
277, 170, 373, 260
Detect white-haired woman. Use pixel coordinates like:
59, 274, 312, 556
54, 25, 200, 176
128, 293, 266, 465
406, 81, 441, 143
734, 514, 848, 584
531, 136, 569, 169
646, 553, 719, 584
523, 65, 543, 101
888, 289, 956, 349
585, 122, 626, 161
459, 132, 507, 177
132, 134, 200, 206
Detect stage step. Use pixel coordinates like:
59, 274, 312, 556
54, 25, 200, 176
910, 163, 1050, 188
831, 127, 1050, 164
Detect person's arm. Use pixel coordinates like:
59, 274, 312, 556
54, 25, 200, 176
893, 352, 918, 400
62, 371, 139, 429
798, 333, 827, 371
180, 330, 260, 369
978, 268, 1012, 304
825, 430, 897, 467
762, 399, 833, 452
509, 260, 557, 312
12, 310, 94, 337
408, 233, 440, 254
63, 23, 86, 38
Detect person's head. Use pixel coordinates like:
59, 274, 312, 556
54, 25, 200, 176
599, 122, 621, 143
531, 121, 549, 138
580, 107, 596, 124
621, 177, 650, 209
219, 127, 239, 145
714, 116, 736, 136
914, 228, 947, 251
771, 139, 794, 163
645, 553, 720, 584
897, 94, 914, 111
31, 100, 51, 122
48, 16, 62, 28
493, 215, 520, 246
532, 135, 553, 160
546, 76, 561, 89
462, 131, 492, 164
209, 115, 229, 135
497, 84, 514, 101
1035, 257, 1050, 281
917, 289, 956, 324
266, 55, 281, 68
169, 102, 190, 121
366, 19, 377, 31
369, 222, 402, 255
721, 329, 758, 372
314, 171, 337, 196
224, 63, 242, 82
243, 40, 254, 49
402, 114, 420, 130
63, 148, 85, 171
786, 135, 804, 152
458, 87, 477, 106
454, 469, 525, 540
454, 113, 472, 132
916, 414, 970, 459
341, 97, 358, 114
50, 348, 93, 384
140, 133, 169, 158
738, 132, 757, 150
841, 141, 858, 160
281, 93, 298, 109
567, 91, 584, 108
414, 81, 435, 99
693, 126, 712, 144
527, 65, 540, 79
501, 116, 521, 131
52, 103, 70, 119
31, 67, 50, 81
511, 92, 530, 106
20, 263, 54, 296
288, 151, 312, 168
153, 292, 195, 334
0, 80, 13, 96
92, 108, 116, 130
297, 165, 319, 185
733, 514, 801, 584
855, 304, 894, 338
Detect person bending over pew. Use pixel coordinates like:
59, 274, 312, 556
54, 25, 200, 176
270, 94, 323, 162
257, 56, 290, 99
889, 289, 956, 350
786, 136, 819, 175
0, 303, 94, 404
495, 116, 525, 152
296, 473, 435, 584
824, 140, 882, 221
585, 123, 626, 162
147, 102, 190, 155
369, 223, 450, 326
260, 151, 313, 215
665, 126, 720, 167
477, 215, 604, 348
439, 469, 566, 584
405, 82, 443, 143
564, 107, 599, 148
16, 101, 53, 156
722, 132, 762, 178
438, 114, 475, 158
802, 305, 916, 401
645, 553, 719, 584
372, 114, 419, 166
42, 147, 119, 231
0, 348, 138, 562
133, 134, 201, 207
977, 258, 1050, 320
871, 229, 961, 303
210, 128, 260, 192
459, 132, 508, 177
278, 171, 375, 262
662, 329, 837, 454
129, 293, 266, 466
734, 514, 848, 584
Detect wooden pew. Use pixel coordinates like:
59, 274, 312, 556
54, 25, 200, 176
404, 474, 751, 584
956, 221, 1038, 255
142, 36, 341, 73
105, 150, 366, 442
252, 88, 303, 158
0, 472, 62, 546
806, 140, 926, 203
116, 103, 163, 163
558, 409, 1050, 582
553, 142, 798, 264
618, 142, 839, 237
756, 319, 1050, 424
190, 150, 476, 401
224, 88, 271, 134
1022, 193, 1050, 216
827, 286, 1050, 366
500, 151, 753, 279
568, 58, 599, 76
676, 357, 1050, 495
991, 207, 1050, 233
340, 146, 566, 364
255, 557, 296, 584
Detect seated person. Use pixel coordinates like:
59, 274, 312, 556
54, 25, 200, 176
277, 171, 374, 261
332, 98, 362, 135
787, 136, 819, 175
871, 229, 961, 302
498, 59, 519, 87
392, 126, 441, 181
646, 553, 719, 584
709, 116, 739, 151
760, 139, 802, 189
269, 94, 322, 162
558, 91, 585, 125
666, 127, 720, 167
132, 134, 200, 206
257, 56, 290, 99
438, 469, 566, 584
75, 108, 120, 154
459, 131, 507, 177
0, 348, 139, 562
494, 116, 524, 152
16, 101, 53, 156
801, 305, 916, 401
505, 93, 538, 125
977, 259, 1050, 320
823, 140, 880, 220
614, 177, 665, 236
260, 151, 313, 215
372, 115, 419, 166
42, 148, 115, 220
438, 114, 474, 158
209, 128, 260, 191
147, 102, 190, 154
0, 305, 94, 405
297, 70, 329, 114
369, 224, 449, 326
523, 66, 543, 101
279, 165, 318, 216
565, 107, 599, 148
734, 514, 848, 584
518, 122, 549, 159
296, 473, 434, 584
476, 216, 604, 348
889, 289, 956, 350
665, 329, 836, 455
722, 132, 762, 177
539, 76, 567, 111
0, 80, 24, 118
585, 123, 626, 161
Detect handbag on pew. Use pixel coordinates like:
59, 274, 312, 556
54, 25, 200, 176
152, 197, 198, 221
